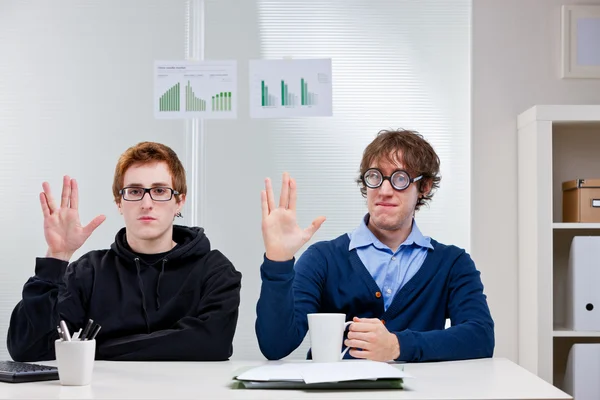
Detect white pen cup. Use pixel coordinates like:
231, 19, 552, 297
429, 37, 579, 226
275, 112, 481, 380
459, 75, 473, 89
55, 339, 96, 386
307, 313, 353, 363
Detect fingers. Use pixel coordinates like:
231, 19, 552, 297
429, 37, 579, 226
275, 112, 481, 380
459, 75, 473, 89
279, 172, 290, 209
345, 338, 372, 351
288, 178, 297, 211
345, 318, 397, 362
349, 348, 393, 362
60, 175, 71, 209
42, 181, 58, 213
352, 317, 383, 324
70, 178, 79, 209
348, 320, 382, 332
260, 190, 269, 220
264, 178, 276, 213
302, 216, 326, 241
348, 322, 373, 332
82, 215, 106, 238
347, 331, 375, 342
40, 193, 51, 218
348, 349, 371, 359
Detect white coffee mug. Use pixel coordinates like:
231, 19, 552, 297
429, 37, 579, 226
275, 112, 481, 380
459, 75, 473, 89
307, 313, 353, 363
55, 339, 96, 386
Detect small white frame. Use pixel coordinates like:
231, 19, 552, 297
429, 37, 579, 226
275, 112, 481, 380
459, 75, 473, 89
561, 5, 600, 78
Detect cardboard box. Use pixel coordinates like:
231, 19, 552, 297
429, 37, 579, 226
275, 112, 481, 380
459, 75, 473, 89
562, 179, 600, 223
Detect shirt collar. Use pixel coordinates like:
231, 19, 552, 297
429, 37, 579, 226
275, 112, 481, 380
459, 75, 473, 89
348, 214, 433, 251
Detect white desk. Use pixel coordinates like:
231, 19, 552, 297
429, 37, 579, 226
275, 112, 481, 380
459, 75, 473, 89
0, 357, 571, 400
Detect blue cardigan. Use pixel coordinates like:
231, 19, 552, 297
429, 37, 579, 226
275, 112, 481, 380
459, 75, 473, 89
255, 234, 494, 362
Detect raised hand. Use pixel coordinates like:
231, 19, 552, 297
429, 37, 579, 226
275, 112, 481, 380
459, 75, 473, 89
40, 176, 106, 261
261, 172, 326, 262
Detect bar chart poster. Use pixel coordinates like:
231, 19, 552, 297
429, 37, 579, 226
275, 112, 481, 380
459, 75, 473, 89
154, 60, 237, 119
249, 59, 332, 118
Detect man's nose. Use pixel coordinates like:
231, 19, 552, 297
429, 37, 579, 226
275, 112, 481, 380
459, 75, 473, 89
379, 178, 394, 194
140, 192, 154, 207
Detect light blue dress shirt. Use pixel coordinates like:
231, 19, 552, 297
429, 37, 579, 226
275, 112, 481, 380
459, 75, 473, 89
348, 215, 433, 311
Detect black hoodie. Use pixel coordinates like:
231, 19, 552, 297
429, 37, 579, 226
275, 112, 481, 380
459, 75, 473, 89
7, 225, 241, 362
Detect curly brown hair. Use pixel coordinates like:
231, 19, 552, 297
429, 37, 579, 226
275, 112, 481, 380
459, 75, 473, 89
112, 142, 187, 204
356, 129, 441, 211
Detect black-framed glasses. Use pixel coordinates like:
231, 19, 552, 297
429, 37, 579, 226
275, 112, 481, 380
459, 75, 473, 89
361, 168, 423, 191
120, 187, 179, 202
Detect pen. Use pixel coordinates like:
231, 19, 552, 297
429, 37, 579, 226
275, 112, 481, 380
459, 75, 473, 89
57, 326, 64, 341
59, 320, 71, 342
88, 324, 102, 341
80, 319, 94, 340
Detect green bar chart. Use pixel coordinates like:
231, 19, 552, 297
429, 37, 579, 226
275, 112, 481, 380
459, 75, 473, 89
260, 81, 278, 107
280, 80, 298, 106
155, 60, 237, 119
249, 59, 332, 118
211, 92, 232, 111
300, 78, 318, 106
159, 83, 180, 112
185, 81, 206, 111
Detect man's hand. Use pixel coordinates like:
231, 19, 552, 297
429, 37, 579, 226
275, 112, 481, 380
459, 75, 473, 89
345, 317, 400, 361
261, 172, 325, 262
41, 175, 106, 262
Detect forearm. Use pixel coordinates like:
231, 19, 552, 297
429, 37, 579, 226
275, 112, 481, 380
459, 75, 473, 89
7, 302, 62, 362
255, 257, 306, 360
7, 258, 69, 361
395, 320, 494, 362
98, 314, 239, 361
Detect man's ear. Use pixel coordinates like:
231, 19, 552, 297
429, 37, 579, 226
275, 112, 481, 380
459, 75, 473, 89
420, 178, 433, 198
176, 193, 186, 209
116, 201, 123, 215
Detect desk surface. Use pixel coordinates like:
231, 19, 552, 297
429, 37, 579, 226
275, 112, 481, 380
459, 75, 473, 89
0, 357, 571, 400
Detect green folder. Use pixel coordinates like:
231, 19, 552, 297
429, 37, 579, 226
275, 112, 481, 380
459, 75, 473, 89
231, 378, 403, 390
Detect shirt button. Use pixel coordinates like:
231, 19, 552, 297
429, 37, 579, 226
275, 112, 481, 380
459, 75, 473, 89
391, 256, 396, 261
375, 291, 382, 298
386, 289, 392, 294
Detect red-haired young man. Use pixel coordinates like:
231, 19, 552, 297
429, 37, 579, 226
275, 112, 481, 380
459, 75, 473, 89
8, 142, 241, 362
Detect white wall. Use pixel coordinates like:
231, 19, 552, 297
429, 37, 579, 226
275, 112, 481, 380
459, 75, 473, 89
472, 0, 600, 362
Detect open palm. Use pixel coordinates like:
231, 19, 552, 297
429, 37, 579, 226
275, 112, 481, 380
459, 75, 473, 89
261, 173, 325, 262
41, 176, 105, 261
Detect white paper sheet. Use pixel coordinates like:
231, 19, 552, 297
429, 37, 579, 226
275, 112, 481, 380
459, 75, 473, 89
236, 360, 409, 384
236, 364, 305, 382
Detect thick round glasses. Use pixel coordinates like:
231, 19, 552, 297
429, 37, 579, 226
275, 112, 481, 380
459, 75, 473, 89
362, 168, 423, 191
120, 187, 179, 202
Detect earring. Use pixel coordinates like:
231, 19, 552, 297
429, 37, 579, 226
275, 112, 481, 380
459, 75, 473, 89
175, 212, 182, 218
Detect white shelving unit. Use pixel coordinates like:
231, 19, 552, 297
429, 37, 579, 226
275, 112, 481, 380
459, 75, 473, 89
517, 105, 600, 389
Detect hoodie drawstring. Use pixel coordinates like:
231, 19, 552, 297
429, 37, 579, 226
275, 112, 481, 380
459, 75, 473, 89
155, 259, 167, 310
134, 258, 151, 333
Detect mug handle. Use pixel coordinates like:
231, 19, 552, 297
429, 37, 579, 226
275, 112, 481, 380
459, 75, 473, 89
340, 321, 354, 360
